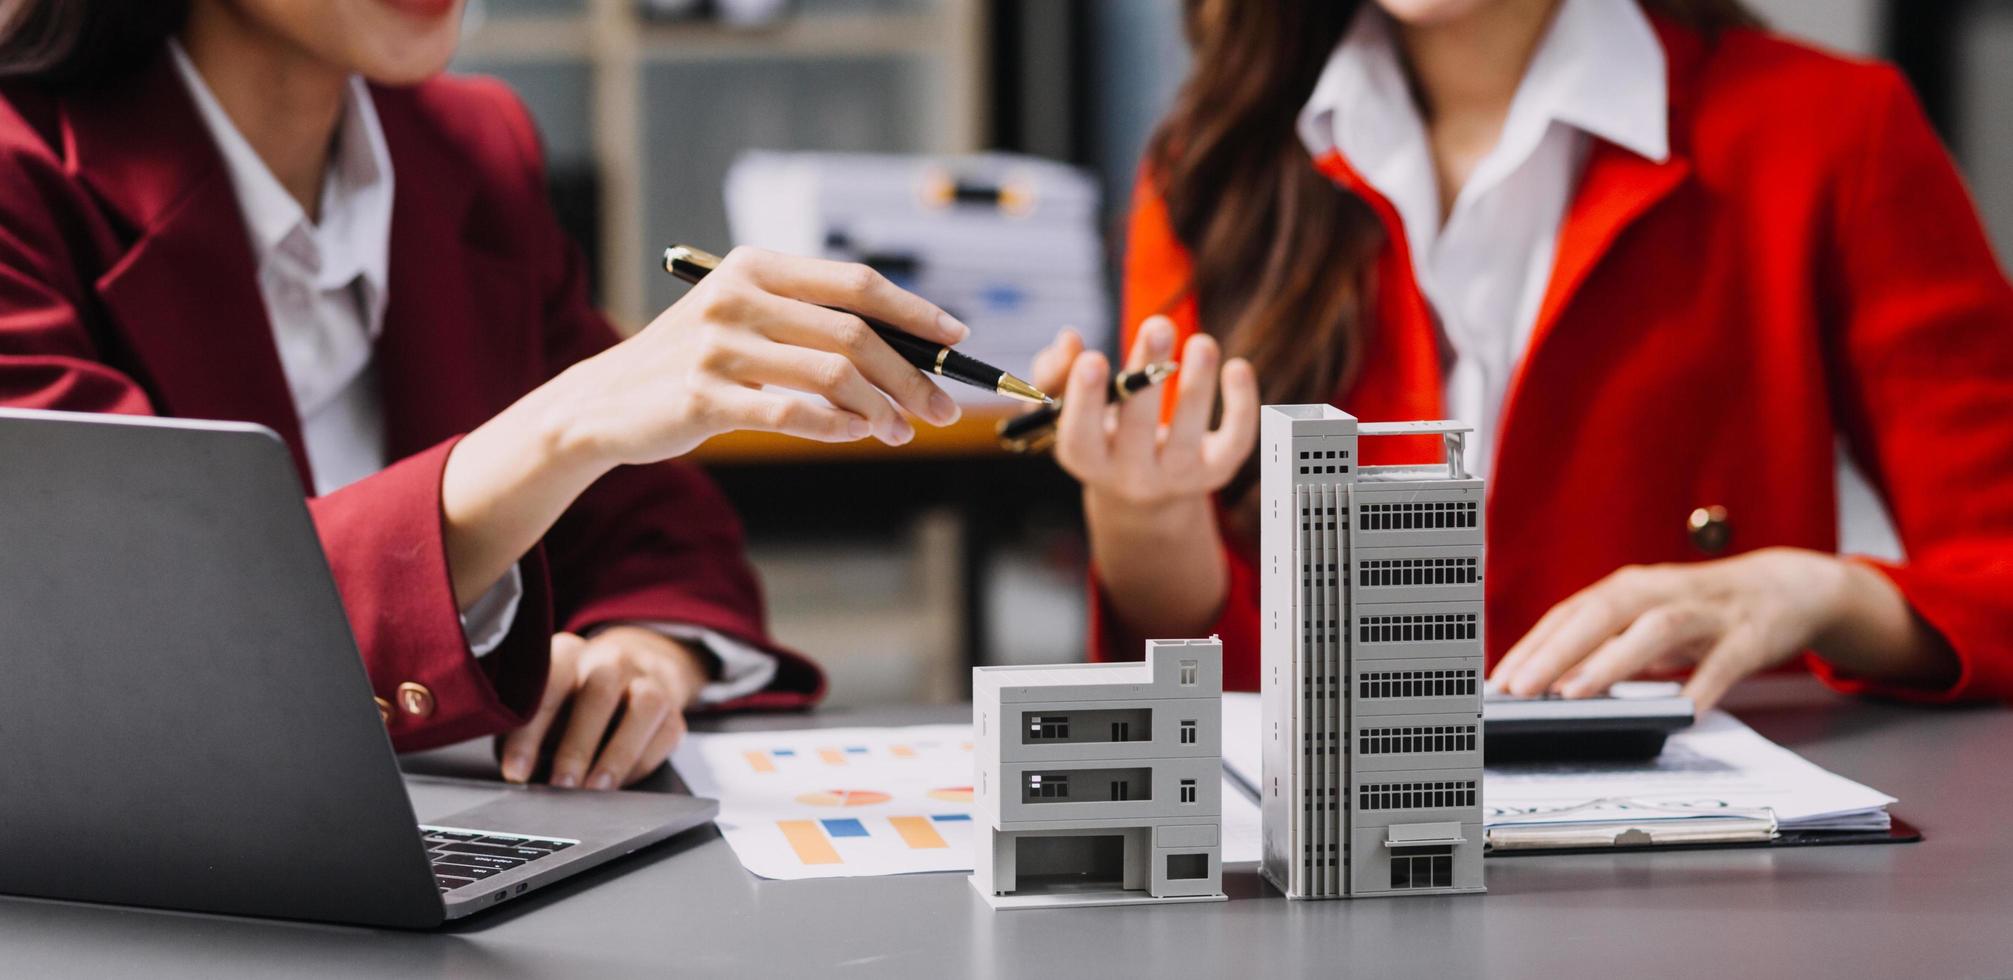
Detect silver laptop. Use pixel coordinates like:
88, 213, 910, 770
0, 408, 717, 927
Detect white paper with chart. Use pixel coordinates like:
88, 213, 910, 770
673, 723, 1263, 880
1219, 692, 1895, 842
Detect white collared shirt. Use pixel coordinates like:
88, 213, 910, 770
1297, 0, 1667, 481
169, 44, 778, 700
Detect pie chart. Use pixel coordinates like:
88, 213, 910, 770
796, 789, 892, 807
928, 786, 974, 804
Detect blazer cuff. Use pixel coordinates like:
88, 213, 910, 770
308, 436, 551, 751
1807, 555, 2012, 704
463, 563, 525, 658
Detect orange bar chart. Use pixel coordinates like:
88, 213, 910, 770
888, 816, 948, 850
777, 820, 841, 865
744, 751, 776, 773
818, 748, 846, 766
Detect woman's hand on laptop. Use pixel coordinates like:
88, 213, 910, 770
498, 629, 708, 789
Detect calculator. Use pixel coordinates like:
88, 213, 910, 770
1483, 682, 1696, 763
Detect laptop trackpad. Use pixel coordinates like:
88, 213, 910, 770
405, 775, 512, 824
402, 774, 719, 844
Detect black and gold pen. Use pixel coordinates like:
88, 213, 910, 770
997, 361, 1178, 453
662, 244, 1051, 405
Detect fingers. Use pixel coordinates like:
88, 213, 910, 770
1163, 333, 1222, 455
625, 711, 688, 786
730, 336, 913, 445
759, 296, 960, 428
1124, 316, 1175, 372
1030, 329, 1085, 394
499, 633, 583, 784
1496, 566, 1675, 694
1555, 603, 1721, 698
723, 247, 969, 345
1682, 626, 1763, 714
1053, 351, 1112, 480
1500, 575, 1671, 697
548, 649, 628, 789
1110, 319, 1175, 471
699, 386, 874, 444
1199, 356, 1259, 484
585, 677, 673, 791
1491, 597, 1582, 687
1501, 599, 1628, 697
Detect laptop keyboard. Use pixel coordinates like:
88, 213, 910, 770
421, 825, 578, 893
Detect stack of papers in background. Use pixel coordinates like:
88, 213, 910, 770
1218, 693, 1895, 849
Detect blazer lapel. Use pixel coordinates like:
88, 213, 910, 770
367, 86, 532, 461
1512, 15, 1705, 399
1524, 148, 1693, 365
69, 51, 311, 483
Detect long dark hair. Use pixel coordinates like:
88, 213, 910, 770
0, 0, 188, 87
1148, 0, 1758, 513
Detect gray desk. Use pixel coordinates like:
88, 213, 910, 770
5, 677, 2008, 978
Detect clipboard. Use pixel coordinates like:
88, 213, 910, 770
1486, 813, 1922, 857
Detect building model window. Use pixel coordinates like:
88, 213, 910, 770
1028, 716, 1069, 740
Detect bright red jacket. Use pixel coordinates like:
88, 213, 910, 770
0, 54, 823, 750
1097, 19, 2013, 703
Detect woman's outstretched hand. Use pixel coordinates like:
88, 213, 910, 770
556, 247, 966, 463
1027, 315, 1259, 641
1032, 315, 1258, 511
441, 247, 971, 609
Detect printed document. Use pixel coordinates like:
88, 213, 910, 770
674, 724, 1262, 881
1219, 692, 1894, 842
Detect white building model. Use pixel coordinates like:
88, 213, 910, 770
1259, 405, 1486, 899
971, 638, 1228, 909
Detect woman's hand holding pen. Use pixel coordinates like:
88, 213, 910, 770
558, 246, 966, 462
438, 248, 970, 783
1034, 316, 1258, 508
445, 246, 967, 605
1031, 316, 1259, 639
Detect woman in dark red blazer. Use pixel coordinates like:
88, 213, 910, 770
0, 1, 971, 785
1033, 0, 2013, 709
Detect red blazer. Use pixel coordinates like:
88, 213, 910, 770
0, 54, 823, 750
1100, 20, 2013, 703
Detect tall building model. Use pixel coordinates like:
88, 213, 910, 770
1259, 406, 1486, 899
971, 638, 1227, 909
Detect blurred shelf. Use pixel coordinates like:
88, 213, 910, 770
459, 15, 592, 60
461, 10, 952, 63
460, 0, 986, 326
637, 12, 958, 61
690, 404, 1023, 464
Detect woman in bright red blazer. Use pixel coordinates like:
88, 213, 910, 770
0, 0, 973, 785
1033, 0, 2013, 709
